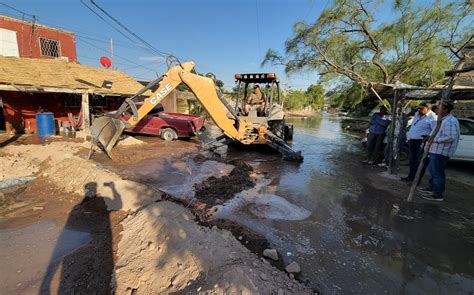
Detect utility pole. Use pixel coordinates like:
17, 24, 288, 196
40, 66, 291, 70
109, 37, 115, 70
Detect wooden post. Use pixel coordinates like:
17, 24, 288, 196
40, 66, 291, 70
391, 91, 407, 174
388, 89, 398, 174
171, 90, 177, 113
81, 92, 90, 139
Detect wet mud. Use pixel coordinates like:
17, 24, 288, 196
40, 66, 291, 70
194, 160, 254, 208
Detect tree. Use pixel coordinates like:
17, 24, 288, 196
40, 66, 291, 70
284, 90, 307, 110
215, 79, 224, 90
306, 84, 325, 109
329, 83, 365, 109
263, 0, 472, 90
176, 73, 224, 92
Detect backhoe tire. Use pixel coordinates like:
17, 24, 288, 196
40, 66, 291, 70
161, 128, 177, 141
269, 120, 285, 140
284, 124, 294, 141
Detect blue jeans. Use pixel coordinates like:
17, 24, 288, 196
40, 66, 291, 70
407, 139, 423, 180
428, 153, 450, 198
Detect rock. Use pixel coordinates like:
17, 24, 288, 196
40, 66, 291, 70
277, 288, 285, 295
260, 273, 268, 281
285, 262, 301, 274
263, 248, 279, 261
33, 206, 44, 210
238, 236, 243, 240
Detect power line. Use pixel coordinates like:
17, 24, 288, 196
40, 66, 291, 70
76, 36, 159, 72
79, 0, 143, 47
0, 2, 33, 17
2, 2, 227, 85
86, 0, 171, 57
0, 2, 158, 51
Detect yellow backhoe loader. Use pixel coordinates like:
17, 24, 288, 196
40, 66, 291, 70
89, 59, 303, 161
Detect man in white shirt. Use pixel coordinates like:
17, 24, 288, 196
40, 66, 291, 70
418, 101, 460, 201
401, 102, 437, 182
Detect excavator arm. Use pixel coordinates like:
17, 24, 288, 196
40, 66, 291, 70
89, 61, 302, 161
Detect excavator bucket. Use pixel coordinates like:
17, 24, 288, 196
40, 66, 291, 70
90, 115, 127, 157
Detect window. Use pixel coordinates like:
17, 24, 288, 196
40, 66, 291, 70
459, 120, 474, 136
0, 29, 20, 57
39, 37, 61, 57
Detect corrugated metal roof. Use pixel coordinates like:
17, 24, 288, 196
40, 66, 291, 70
0, 56, 147, 95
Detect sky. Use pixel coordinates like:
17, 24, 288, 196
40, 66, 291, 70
0, 0, 334, 90
0, 0, 447, 91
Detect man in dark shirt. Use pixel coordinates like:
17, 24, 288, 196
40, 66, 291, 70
364, 106, 390, 165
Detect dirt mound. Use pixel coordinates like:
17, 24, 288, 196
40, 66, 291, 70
113, 201, 313, 294
1, 141, 160, 212
0, 141, 83, 181
194, 160, 254, 208
44, 157, 160, 211
116, 136, 144, 146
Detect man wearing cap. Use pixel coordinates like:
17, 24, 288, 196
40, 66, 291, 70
418, 101, 460, 201
244, 85, 265, 115
401, 102, 437, 183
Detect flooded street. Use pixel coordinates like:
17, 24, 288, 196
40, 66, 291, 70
223, 115, 474, 294
120, 114, 474, 294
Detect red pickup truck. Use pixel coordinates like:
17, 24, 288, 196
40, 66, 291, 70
122, 109, 205, 141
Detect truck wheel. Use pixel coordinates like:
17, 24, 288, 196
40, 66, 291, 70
161, 128, 177, 141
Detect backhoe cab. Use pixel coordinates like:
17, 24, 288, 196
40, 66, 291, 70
234, 73, 293, 142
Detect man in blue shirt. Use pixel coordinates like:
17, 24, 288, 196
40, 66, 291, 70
401, 102, 437, 182
364, 106, 390, 165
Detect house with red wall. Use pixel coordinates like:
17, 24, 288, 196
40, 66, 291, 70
0, 15, 77, 62
0, 16, 187, 136
0, 16, 154, 136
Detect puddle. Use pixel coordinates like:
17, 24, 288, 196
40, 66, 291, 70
0, 220, 91, 294
247, 193, 311, 220
116, 157, 234, 200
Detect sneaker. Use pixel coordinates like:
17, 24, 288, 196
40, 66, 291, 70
361, 160, 369, 164
421, 194, 444, 202
368, 161, 374, 165
417, 187, 431, 194
377, 162, 388, 167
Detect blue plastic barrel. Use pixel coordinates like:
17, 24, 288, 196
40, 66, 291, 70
36, 112, 55, 137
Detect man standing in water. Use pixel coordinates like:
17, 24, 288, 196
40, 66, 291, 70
364, 106, 390, 165
418, 101, 460, 201
401, 102, 437, 183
